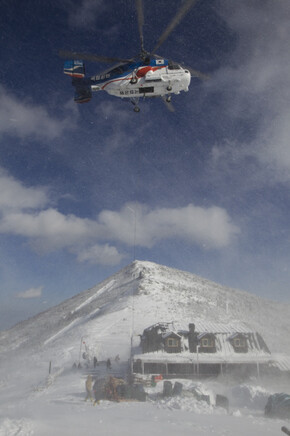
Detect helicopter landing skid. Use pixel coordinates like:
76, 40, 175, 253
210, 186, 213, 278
130, 97, 140, 112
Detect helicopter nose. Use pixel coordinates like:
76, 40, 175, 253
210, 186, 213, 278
184, 70, 191, 90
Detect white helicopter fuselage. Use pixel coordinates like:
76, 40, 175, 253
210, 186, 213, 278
91, 64, 191, 99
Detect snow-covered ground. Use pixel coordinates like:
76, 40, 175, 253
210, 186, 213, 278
1, 365, 289, 436
1, 261, 290, 435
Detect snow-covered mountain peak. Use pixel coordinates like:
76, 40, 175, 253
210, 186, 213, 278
1, 260, 290, 365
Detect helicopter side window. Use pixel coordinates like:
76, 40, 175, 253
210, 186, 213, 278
111, 65, 127, 75
111, 67, 122, 75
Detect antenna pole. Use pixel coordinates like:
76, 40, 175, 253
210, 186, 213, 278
127, 206, 137, 261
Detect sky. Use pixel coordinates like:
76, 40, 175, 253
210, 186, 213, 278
0, 0, 290, 330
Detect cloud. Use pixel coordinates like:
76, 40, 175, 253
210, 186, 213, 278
67, 0, 106, 29
0, 168, 48, 212
77, 243, 125, 265
0, 170, 239, 264
16, 286, 43, 299
0, 200, 238, 259
0, 208, 99, 251
0, 202, 238, 252
213, 0, 290, 181
0, 85, 74, 140
99, 202, 239, 249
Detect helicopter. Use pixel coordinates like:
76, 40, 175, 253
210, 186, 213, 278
60, 0, 208, 112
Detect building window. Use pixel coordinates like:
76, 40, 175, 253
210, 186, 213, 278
234, 337, 246, 348
167, 338, 179, 347
201, 337, 214, 348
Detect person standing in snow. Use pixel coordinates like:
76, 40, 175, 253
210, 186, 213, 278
85, 374, 94, 402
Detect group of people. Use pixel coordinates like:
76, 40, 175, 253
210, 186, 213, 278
84, 355, 122, 403
85, 374, 125, 403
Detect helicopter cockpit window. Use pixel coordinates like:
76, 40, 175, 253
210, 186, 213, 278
168, 62, 181, 70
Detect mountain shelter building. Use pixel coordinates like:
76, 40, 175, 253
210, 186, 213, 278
132, 321, 288, 379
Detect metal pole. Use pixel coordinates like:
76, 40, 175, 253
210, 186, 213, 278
127, 206, 136, 368
79, 336, 85, 364
127, 206, 136, 261
256, 361, 260, 379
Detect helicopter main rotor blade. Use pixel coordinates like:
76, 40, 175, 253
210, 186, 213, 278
136, 0, 145, 53
151, 0, 199, 55
59, 50, 133, 64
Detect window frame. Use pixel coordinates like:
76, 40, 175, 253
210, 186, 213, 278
167, 337, 179, 347
234, 337, 246, 348
201, 337, 214, 348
